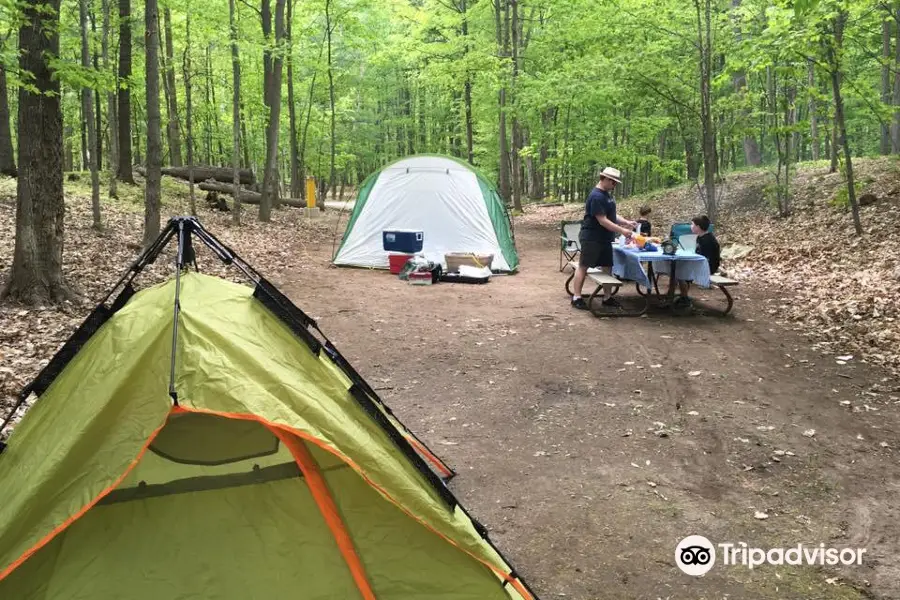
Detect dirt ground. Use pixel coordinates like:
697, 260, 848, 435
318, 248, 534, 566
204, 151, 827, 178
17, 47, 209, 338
280, 218, 899, 600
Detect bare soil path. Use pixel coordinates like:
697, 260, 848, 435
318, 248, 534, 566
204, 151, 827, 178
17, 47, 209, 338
281, 219, 899, 600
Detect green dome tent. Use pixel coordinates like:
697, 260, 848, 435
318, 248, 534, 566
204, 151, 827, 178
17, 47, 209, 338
333, 155, 519, 272
0, 218, 538, 600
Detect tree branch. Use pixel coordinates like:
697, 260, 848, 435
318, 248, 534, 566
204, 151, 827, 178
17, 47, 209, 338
237, 0, 262, 18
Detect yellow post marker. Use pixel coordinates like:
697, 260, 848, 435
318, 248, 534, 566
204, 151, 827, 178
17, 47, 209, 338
305, 177, 316, 209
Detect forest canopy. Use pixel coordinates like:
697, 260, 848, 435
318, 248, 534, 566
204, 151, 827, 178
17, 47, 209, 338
0, 0, 894, 247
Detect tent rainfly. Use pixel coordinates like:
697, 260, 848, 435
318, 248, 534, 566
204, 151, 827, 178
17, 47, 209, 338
332, 155, 519, 272
0, 217, 538, 600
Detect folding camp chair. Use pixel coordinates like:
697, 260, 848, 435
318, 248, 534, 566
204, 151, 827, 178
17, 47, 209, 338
669, 222, 714, 249
560, 220, 582, 272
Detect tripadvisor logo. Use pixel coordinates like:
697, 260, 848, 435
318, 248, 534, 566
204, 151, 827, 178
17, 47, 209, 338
675, 536, 867, 576
676, 536, 716, 576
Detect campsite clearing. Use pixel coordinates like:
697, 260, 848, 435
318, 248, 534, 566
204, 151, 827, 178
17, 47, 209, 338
1, 180, 898, 599
285, 217, 900, 600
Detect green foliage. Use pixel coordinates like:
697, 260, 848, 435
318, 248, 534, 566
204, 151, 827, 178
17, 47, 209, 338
829, 179, 863, 209
0, 0, 891, 216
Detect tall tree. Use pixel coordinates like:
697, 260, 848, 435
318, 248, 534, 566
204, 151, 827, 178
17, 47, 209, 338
184, 0, 196, 214
730, 0, 761, 166
163, 6, 183, 166
494, 0, 510, 203
825, 5, 861, 235
808, 59, 818, 161
460, 0, 474, 165
144, 0, 162, 246
694, 0, 717, 221
259, 0, 286, 220
230, 0, 242, 224
80, 0, 102, 230
90, 9, 102, 171
893, 3, 900, 153
102, 0, 118, 197
286, 0, 301, 199
117, 0, 134, 183
510, 0, 522, 211
881, 13, 891, 155
0, 34, 16, 177
325, 0, 337, 206
3, 0, 73, 304
300, 35, 324, 206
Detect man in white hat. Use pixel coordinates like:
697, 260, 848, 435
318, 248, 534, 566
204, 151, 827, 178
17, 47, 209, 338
571, 166, 637, 310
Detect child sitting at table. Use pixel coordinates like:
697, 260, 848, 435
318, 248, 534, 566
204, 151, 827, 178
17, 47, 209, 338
677, 215, 721, 305
637, 205, 652, 236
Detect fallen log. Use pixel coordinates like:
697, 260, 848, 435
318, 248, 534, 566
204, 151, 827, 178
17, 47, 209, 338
197, 181, 306, 208
136, 164, 256, 185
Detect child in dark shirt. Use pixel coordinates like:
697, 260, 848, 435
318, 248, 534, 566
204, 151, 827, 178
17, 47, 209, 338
636, 206, 652, 236
692, 215, 720, 274
677, 215, 721, 305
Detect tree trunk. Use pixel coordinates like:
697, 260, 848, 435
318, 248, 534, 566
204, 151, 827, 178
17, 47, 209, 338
80, 101, 88, 171
230, 0, 242, 224
81, 0, 102, 230
87, 11, 102, 173
203, 44, 212, 165
260, 0, 286, 220
199, 181, 305, 206
829, 115, 838, 173
494, 0, 510, 202
135, 164, 254, 184
299, 37, 323, 205
828, 10, 861, 235
808, 59, 818, 162
208, 47, 225, 166
286, 0, 301, 199
0, 55, 16, 176
893, 6, 900, 153
879, 17, 892, 155
325, 0, 337, 207
184, 0, 196, 215
133, 99, 142, 163
461, 0, 474, 165
510, 0, 522, 211
64, 125, 74, 171
144, 0, 162, 247
163, 7, 182, 166
102, 0, 118, 197
694, 0, 717, 221
730, 0, 760, 167
117, 0, 134, 183
239, 99, 251, 169
3, 0, 74, 304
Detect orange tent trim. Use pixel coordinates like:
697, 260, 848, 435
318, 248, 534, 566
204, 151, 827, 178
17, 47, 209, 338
1, 405, 534, 600
268, 426, 377, 600
0, 416, 169, 584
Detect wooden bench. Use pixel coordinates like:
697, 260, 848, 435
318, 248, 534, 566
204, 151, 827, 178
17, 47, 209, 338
564, 261, 622, 297
563, 261, 647, 317
709, 274, 739, 316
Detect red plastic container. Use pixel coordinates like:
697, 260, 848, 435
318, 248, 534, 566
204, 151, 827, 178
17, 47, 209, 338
388, 253, 413, 274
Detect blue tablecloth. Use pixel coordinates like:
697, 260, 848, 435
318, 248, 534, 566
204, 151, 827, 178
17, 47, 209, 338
612, 245, 711, 291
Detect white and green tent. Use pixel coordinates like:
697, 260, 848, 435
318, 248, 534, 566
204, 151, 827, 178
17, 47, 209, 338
333, 155, 519, 272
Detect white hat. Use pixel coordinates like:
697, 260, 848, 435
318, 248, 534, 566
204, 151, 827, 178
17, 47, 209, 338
599, 167, 622, 183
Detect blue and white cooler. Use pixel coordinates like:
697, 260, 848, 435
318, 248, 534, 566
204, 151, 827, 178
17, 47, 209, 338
382, 230, 424, 253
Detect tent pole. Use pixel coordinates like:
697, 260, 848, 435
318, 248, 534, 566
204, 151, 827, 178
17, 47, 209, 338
167, 219, 189, 405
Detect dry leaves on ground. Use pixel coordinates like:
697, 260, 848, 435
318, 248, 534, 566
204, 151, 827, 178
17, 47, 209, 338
0, 175, 335, 433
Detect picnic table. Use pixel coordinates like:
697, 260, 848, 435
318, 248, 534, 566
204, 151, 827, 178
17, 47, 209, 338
564, 243, 739, 317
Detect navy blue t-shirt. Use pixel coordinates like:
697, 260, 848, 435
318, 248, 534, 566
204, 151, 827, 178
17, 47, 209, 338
581, 188, 616, 242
